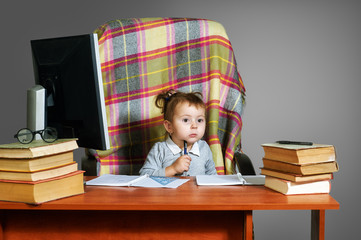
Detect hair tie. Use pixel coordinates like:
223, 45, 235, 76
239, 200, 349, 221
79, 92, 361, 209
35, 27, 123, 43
165, 91, 176, 102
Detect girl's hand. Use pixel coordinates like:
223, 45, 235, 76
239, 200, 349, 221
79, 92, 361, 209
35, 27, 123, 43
165, 155, 192, 176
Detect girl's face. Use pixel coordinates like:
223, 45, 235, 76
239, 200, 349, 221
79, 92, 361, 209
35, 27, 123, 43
164, 101, 206, 148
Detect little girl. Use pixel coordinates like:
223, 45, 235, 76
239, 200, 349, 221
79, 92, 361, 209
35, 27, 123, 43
139, 89, 217, 177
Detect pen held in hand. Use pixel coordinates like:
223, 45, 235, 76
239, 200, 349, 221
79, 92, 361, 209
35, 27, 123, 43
183, 140, 189, 176
184, 140, 188, 155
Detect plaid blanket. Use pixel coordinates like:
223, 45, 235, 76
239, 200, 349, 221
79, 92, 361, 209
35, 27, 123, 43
93, 18, 245, 175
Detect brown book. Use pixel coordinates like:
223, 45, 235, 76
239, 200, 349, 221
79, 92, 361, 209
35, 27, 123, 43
0, 138, 78, 159
0, 170, 85, 204
262, 158, 339, 175
261, 143, 336, 164
264, 176, 331, 195
0, 162, 78, 181
0, 151, 74, 172
260, 168, 333, 183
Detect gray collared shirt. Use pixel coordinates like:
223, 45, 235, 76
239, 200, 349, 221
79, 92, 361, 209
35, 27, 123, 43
139, 137, 217, 176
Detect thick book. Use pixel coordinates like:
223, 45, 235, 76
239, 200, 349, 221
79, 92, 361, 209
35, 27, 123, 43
0, 138, 78, 159
261, 143, 336, 164
264, 176, 331, 195
0, 170, 85, 204
0, 162, 78, 181
0, 151, 74, 172
196, 174, 265, 186
262, 158, 339, 175
260, 168, 333, 183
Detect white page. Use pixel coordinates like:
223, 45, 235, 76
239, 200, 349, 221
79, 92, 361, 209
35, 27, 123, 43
133, 176, 190, 188
196, 174, 245, 186
242, 175, 265, 185
85, 174, 189, 188
85, 174, 147, 186
196, 174, 265, 186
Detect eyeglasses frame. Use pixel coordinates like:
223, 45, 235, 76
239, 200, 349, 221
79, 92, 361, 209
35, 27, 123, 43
14, 127, 58, 144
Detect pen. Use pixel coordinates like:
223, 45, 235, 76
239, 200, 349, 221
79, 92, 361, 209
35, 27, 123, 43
276, 140, 313, 146
237, 172, 246, 185
183, 140, 189, 176
184, 140, 188, 155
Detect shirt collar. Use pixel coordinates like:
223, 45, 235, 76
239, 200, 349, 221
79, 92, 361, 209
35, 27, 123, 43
165, 136, 200, 156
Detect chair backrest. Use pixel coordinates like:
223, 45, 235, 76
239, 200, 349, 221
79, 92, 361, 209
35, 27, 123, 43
93, 18, 245, 175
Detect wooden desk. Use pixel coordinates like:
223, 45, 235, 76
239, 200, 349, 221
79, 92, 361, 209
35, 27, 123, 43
0, 177, 339, 240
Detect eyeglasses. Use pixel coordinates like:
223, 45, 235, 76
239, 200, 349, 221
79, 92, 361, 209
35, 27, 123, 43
14, 127, 58, 144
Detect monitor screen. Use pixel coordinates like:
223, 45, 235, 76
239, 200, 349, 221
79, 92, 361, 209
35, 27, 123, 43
30, 33, 110, 150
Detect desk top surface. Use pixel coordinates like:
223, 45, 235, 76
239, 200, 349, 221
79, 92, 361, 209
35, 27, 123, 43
0, 177, 339, 211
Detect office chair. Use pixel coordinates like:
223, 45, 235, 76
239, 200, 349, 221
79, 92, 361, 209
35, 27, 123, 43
83, 18, 255, 176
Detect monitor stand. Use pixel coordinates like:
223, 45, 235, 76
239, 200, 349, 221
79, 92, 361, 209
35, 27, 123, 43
27, 85, 46, 140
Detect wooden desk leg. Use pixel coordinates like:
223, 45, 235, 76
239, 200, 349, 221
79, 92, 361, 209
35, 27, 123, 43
243, 210, 253, 240
311, 210, 325, 240
0, 210, 3, 240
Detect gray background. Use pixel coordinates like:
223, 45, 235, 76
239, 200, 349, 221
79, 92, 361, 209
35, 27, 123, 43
0, 0, 359, 239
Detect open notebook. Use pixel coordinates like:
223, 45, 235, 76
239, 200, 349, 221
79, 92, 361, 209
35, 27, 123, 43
196, 173, 265, 186
85, 174, 189, 188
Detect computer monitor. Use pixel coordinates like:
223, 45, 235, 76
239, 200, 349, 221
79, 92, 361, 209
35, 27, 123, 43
30, 33, 110, 150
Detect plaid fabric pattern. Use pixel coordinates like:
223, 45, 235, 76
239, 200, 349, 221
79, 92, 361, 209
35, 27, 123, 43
93, 18, 245, 175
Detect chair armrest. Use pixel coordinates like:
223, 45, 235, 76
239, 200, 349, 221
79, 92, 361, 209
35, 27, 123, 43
81, 150, 256, 176
81, 149, 98, 176
234, 151, 256, 175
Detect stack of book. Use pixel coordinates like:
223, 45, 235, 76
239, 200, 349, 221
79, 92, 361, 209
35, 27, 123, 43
261, 143, 338, 195
0, 139, 84, 204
